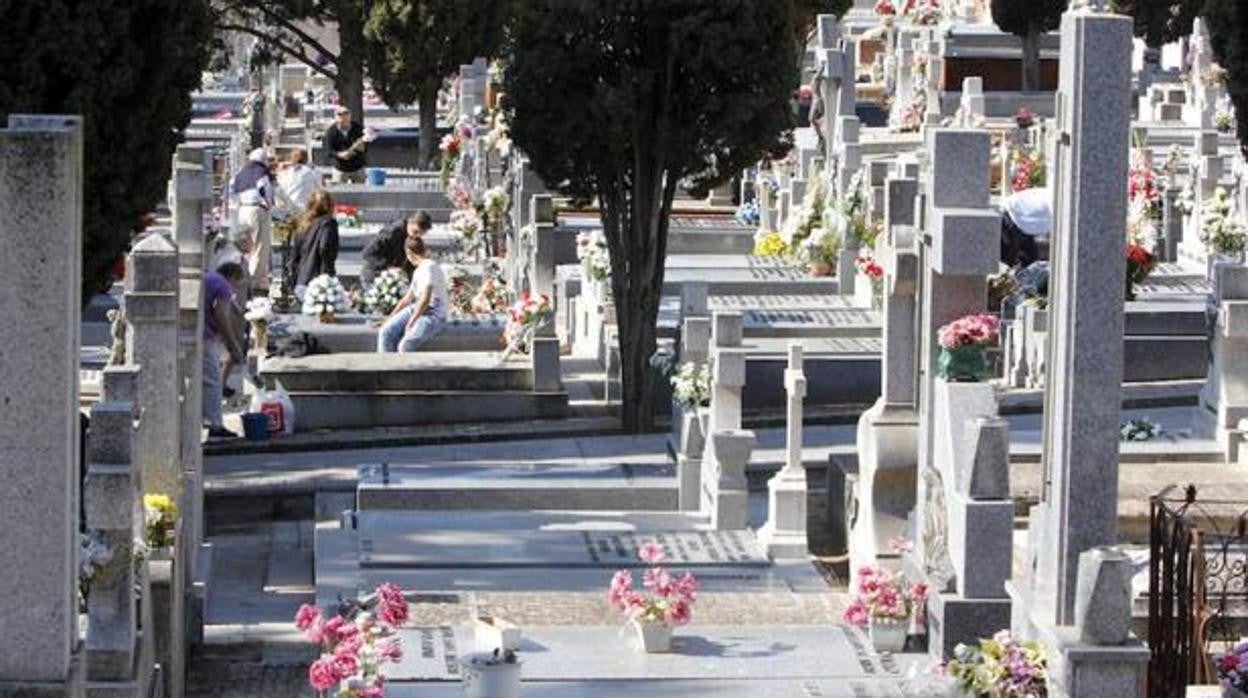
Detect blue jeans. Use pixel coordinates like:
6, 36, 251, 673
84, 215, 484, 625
377, 306, 445, 352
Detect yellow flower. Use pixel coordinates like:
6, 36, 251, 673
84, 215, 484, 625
144, 493, 178, 517
753, 232, 788, 257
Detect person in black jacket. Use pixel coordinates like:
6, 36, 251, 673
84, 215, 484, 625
361, 211, 432, 286
288, 189, 340, 295
325, 105, 366, 183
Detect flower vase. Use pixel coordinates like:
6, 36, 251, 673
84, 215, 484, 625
631, 619, 673, 653
868, 616, 908, 654
809, 262, 833, 277
252, 323, 269, 356
460, 653, 522, 698
317, 310, 335, 324
937, 345, 988, 382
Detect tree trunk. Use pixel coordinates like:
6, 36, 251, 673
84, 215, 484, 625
335, 2, 366, 122
1020, 27, 1041, 92
418, 84, 440, 170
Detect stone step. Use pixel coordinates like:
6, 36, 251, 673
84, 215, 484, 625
261, 353, 533, 392
1123, 300, 1209, 336
269, 313, 506, 354
355, 462, 677, 512
353, 510, 767, 569
288, 390, 569, 431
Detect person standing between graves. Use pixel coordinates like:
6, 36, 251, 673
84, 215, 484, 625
360, 211, 432, 286
286, 189, 340, 297
325, 105, 366, 184
203, 262, 249, 439
232, 148, 275, 294
1000, 187, 1052, 269
377, 236, 448, 353
277, 148, 321, 213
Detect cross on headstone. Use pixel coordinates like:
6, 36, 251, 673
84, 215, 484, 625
758, 344, 810, 558
702, 313, 754, 530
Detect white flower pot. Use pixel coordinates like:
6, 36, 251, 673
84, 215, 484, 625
460, 653, 522, 698
869, 616, 908, 653
631, 619, 673, 653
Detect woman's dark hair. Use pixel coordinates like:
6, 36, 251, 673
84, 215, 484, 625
216, 261, 246, 281
408, 210, 432, 230
404, 234, 426, 258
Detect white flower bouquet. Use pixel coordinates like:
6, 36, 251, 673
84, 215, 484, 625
244, 297, 275, 325
1120, 418, 1162, 441
670, 361, 711, 409
363, 269, 408, 316
576, 230, 612, 282
301, 274, 349, 318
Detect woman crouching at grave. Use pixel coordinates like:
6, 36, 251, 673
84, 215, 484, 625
286, 189, 340, 299
377, 236, 448, 353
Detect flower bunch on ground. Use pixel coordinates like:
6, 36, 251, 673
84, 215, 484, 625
946, 631, 1048, 698
333, 204, 361, 229
302, 274, 349, 317
753, 231, 788, 257
363, 269, 407, 316
295, 583, 408, 697
576, 230, 612, 282
144, 493, 178, 548
1120, 417, 1162, 441
670, 361, 711, 409
608, 542, 698, 627
842, 565, 928, 626
937, 314, 1000, 350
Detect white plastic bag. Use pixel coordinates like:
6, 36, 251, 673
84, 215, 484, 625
249, 379, 295, 434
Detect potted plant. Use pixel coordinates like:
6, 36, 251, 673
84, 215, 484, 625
608, 541, 698, 653
1216, 640, 1248, 697
301, 274, 349, 323
946, 630, 1048, 697
842, 564, 927, 653
460, 648, 522, 698
1124, 243, 1156, 301
295, 582, 408, 697
936, 313, 1001, 382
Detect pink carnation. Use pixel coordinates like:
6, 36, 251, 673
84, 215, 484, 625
376, 583, 410, 628
295, 603, 323, 631
638, 541, 666, 564
673, 572, 699, 603
644, 566, 674, 597
334, 633, 362, 659
308, 658, 339, 691
330, 652, 358, 680
378, 637, 404, 663
843, 600, 869, 627
357, 681, 385, 698
664, 599, 692, 627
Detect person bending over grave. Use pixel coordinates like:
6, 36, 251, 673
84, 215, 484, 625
361, 211, 432, 286
377, 236, 448, 353
325, 105, 367, 184
203, 262, 249, 439
287, 190, 340, 298
277, 148, 321, 213
1000, 187, 1052, 269
232, 148, 275, 294
210, 225, 254, 292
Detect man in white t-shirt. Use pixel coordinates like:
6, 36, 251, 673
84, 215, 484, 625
1000, 187, 1052, 268
376, 236, 448, 352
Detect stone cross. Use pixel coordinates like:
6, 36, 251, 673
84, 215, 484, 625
0, 114, 84, 691
702, 313, 754, 529
85, 366, 143, 681
758, 344, 810, 558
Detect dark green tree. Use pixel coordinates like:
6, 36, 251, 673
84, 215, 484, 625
0, 0, 213, 304
364, 0, 511, 167
214, 1, 369, 120
1204, 0, 1248, 157
505, 0, 797, 431
1110, 0, 1201, 48
793, 0, 853, 46
990, 0, 1065, 91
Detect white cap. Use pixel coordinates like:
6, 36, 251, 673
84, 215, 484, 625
247, 147, 268, 163
1003, 187, 1053, 236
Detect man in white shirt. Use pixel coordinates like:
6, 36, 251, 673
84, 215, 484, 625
1000, 187, 1052, 268
232, 148, 275, 293
277, 148, 321, 213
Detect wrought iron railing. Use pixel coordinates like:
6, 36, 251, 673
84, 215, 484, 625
1149, 485, 1248, 696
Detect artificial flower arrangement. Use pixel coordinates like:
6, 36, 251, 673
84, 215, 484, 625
936, 313, 1000, 382
576, 230, 612, 282
946, 630, 1048, 698
439, 133, 463, 186
363, 269, 408, 316
896, 98, 926, 133
1010, 146, 1045, 192
1217, 639, 1248, 698
842, 563, 928, 652
295, 583, 408, 698
670, 361, 712, 410
1125, 243, 1156, 301
873, 0, 897, 17
482, 186, 510, 230
856, 252, 886, 308
502, 292, 553, 357
901, 0, 941, 25
483, 110, 512, 159
754, 231, 788, 257
447, 180, 474, 211
1215, 109, 1235, 135
447, 265, 475, 315
1121, 417, 1163, 442
333, 204, 361, 229
736, 200, 761, 227
1203, 187, 1248, 257
608, 542, 698, 653
302, 274, 350, 321
470, 276, 509, 315
244, 297, 275, 354
144, 493, 178, 548
1015, 106, 1036, 130
449, 208, 485, 252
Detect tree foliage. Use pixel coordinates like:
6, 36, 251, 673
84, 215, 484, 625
793, 0, 854, 45
1110, 0, 1201, 48
0, 0, 213, 304
505, 0, 796, 430
214, 0, 369, 119
1204, 0, 1248, 157
364, 0, 511, 166
990, 0, 1065, 90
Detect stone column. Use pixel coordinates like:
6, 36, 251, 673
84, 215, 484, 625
531, 195, 556, 300
758, 344, 810, 558
0, 115, 85, 693
1009, 11, 1148, 697
1202, 266, 1248, 461
126, 235, 182, 498
701, 313, 754, 529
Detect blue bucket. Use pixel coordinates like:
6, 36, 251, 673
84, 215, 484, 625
241, 412, 270, 441
366, 168, 387, 186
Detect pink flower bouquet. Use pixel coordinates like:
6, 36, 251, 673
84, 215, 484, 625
842, 564, 928, 627
608, 542, 699, 629
936, 313, 999, 382
295, 583, 409, 696
501, 292, 553, 357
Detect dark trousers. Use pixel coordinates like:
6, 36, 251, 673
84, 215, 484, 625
1001, 212, 1040, 269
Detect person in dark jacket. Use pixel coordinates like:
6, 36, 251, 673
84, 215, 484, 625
325, 105, 366, 183
288, 189, 340, 295
361, 211, 432, 286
